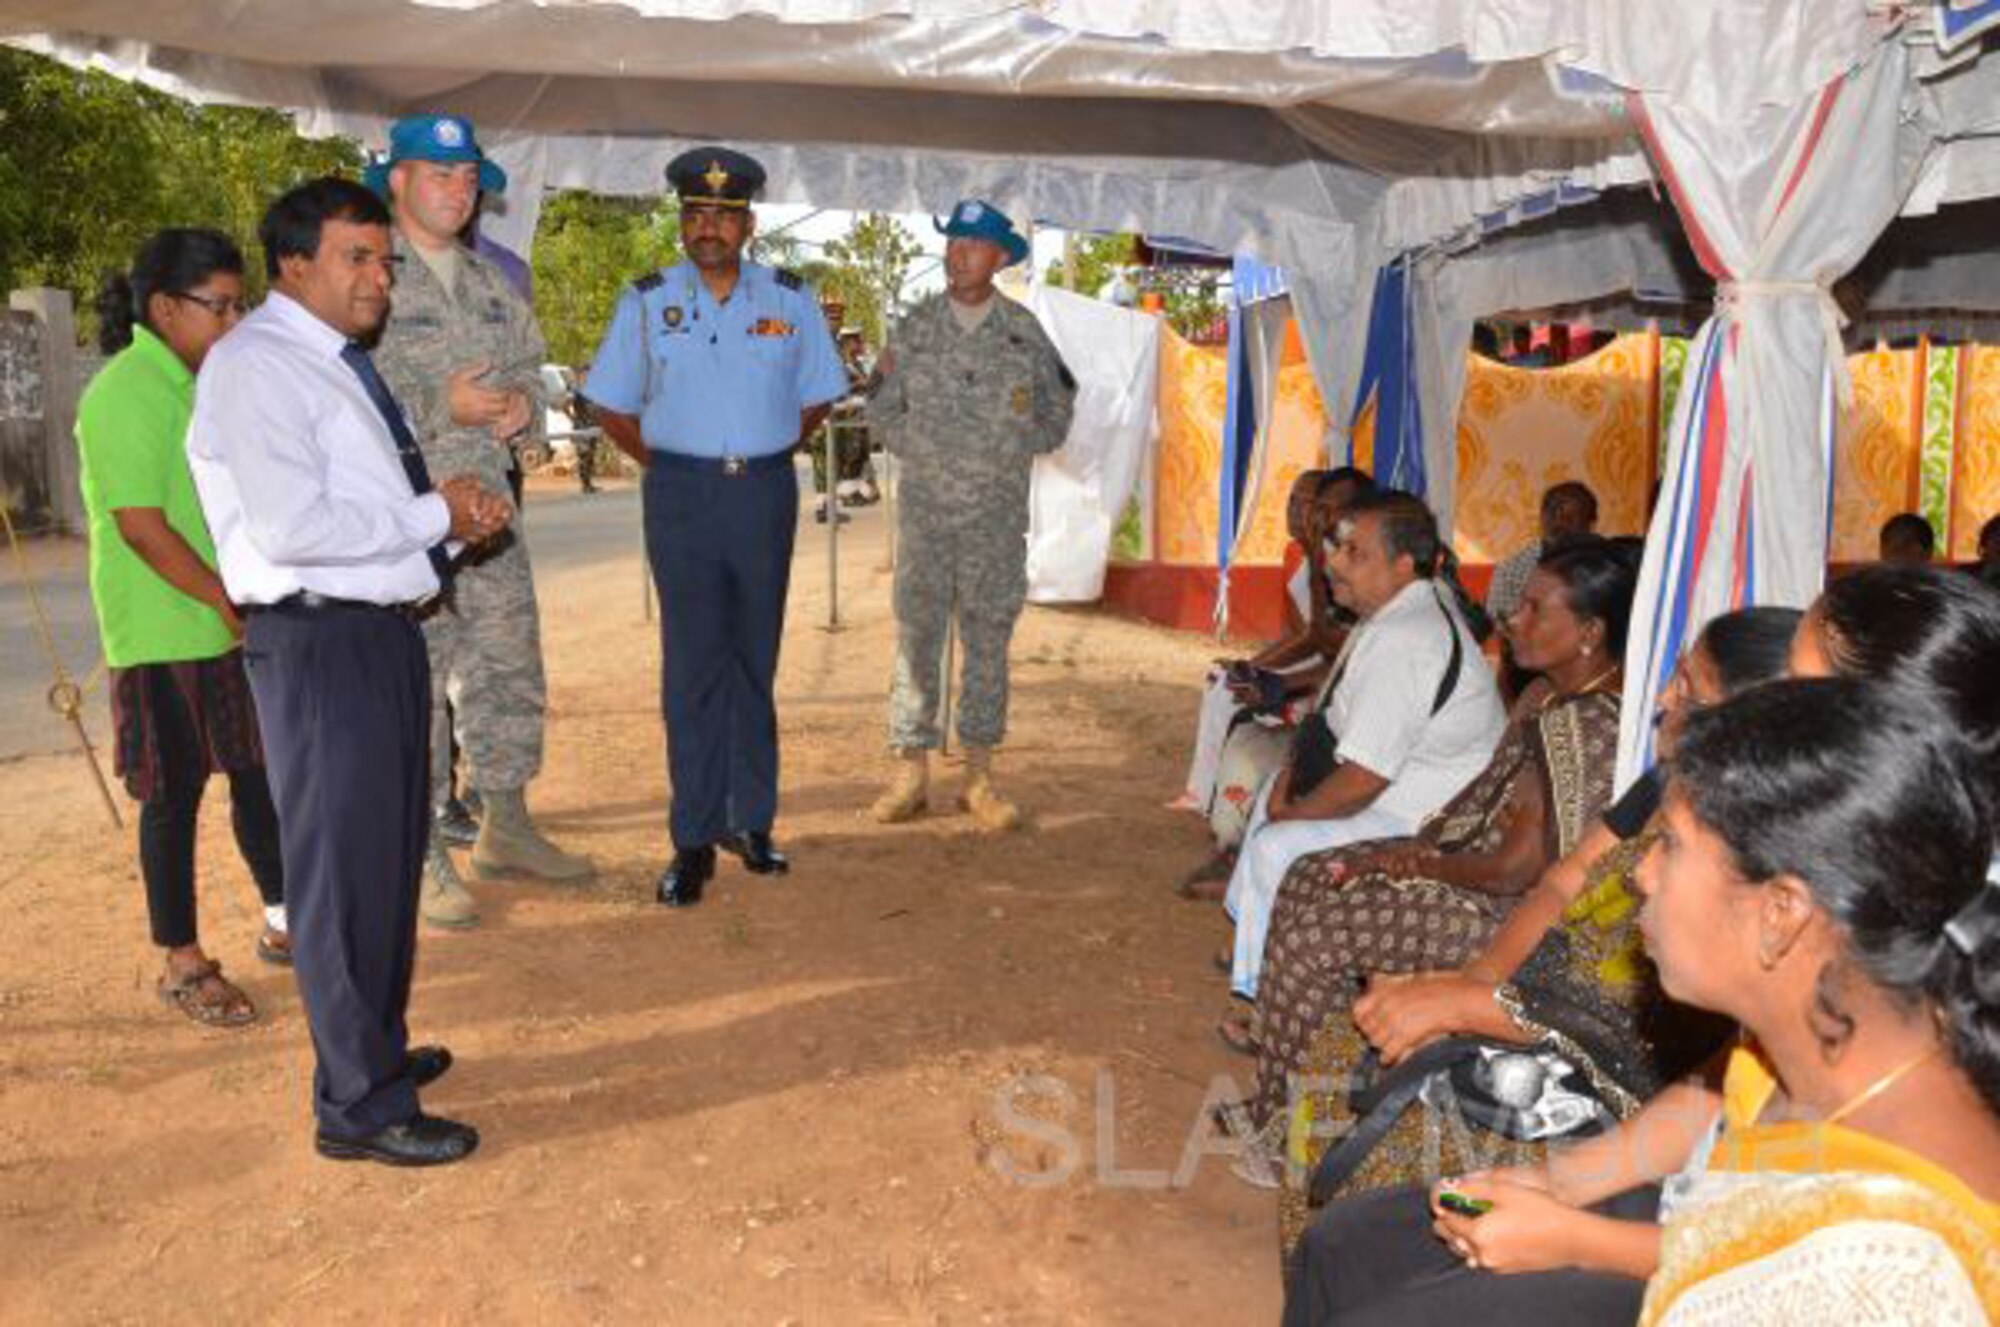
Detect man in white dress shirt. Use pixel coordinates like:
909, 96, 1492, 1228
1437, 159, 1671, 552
1221, 490, 1506, 1007
187, 177, 509, 1166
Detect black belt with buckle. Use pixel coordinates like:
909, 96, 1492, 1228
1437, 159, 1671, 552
649, 451, 792, 477
247, 591, 430, 622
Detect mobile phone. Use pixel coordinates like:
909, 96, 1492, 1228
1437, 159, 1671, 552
1438, 1191, 1492, 1218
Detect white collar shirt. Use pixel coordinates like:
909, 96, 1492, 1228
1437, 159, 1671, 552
186, 292, 449, 606
1323, 577, 1507, 824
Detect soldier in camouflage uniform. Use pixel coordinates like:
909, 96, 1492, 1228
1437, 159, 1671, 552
368, 115, 593, 929
866, 199, 1075, 830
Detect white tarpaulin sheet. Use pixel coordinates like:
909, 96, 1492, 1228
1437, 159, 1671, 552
1023, 285, 1158, 603
6, 0, 1998, 613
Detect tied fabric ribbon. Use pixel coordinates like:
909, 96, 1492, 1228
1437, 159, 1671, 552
339, 342, 454, 588
1714, 278, 1854, 408
1943, 855, 2000, 959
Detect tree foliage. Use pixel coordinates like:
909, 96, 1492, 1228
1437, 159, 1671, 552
1045, 231, 1224, 338
529, 190, 681, 367
0, 48, 360, 334
1044, 232, 1135, 298
819, 212, 922, 345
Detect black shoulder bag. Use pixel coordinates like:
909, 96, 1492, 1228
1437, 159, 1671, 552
1287, 587, 1466, 799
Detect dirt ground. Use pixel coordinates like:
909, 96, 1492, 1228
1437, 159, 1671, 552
0, 478, 1286, 1325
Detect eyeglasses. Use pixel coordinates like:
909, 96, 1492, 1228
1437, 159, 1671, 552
171, 291, 249, 318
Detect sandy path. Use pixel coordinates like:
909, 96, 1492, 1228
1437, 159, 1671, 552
0, 481, 1282, 1324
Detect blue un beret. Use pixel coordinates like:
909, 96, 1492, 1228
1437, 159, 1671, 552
363, 114, 507, 197
937, 199, 1029, 266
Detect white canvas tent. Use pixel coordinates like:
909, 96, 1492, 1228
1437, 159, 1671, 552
7, 0, 2000, 784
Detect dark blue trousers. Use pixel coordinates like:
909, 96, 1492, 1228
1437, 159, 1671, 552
642, 456, 798, 849
243, 602, 430, 1138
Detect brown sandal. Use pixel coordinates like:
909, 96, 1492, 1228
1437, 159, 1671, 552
256, 928, 293, 967
1215, 1006, 1258, 1057
157, 958, 258, 1028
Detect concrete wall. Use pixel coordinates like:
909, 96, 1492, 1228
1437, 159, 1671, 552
1, 290, 85, 536
0, 310, 51, 530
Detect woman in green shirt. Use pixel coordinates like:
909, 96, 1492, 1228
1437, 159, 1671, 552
78, 229, 285, 1027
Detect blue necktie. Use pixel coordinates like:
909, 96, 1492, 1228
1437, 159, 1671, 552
340, 342, 453, 587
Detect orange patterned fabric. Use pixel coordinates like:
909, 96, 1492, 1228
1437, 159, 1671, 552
1453, 335, 1658, 565
1831, 346, 1922, 563
1234, 358, 1332, 565
1954, 347, 2000, 560
1139, 325, 1994, 584
1154, 327, 1228, 566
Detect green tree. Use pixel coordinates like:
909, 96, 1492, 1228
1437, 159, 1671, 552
0, 48, 359, 333
529, 190, 681, 367
1163, 278, 1226, 341
1043, 231, 1135, 296
821, 212, 922, 346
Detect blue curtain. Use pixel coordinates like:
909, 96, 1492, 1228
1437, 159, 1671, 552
1350, 258, 1426, 497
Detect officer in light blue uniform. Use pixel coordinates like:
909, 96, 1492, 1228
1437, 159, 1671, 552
587, 146, 848, 906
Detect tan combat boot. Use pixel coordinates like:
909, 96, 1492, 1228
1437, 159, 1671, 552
470, 787, 595, 882
422, 840, 480, 929
870, 748, 929, 823
958, 747, 1023, 832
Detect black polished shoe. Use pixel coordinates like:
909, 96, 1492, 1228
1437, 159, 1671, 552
719, 830, 789, 875
407, 1044, 453, 1089
315, 1112, 479, 1167
655, 846, 716, 907
434, 798, 480, 848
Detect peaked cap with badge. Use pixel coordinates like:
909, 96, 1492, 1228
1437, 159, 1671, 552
667, 147, 767, 209
363, 114, 508, 197
937, 199, 1029, 266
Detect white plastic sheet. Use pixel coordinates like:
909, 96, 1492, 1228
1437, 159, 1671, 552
1023, 285, 1159, 602
1035, 0, 1883, 112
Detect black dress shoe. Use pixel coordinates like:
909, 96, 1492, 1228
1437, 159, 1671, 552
315, 1113, 479, 1167
656, 846, 716, 906
407, 1045, 453, 1089
433, 798, 480, 848
720, 831, 789, 875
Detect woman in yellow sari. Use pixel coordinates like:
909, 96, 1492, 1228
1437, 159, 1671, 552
1443, 680, 2000, 1324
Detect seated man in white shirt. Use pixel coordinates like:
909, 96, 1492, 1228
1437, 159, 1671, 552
1177, 467, 1373, 822
1221, 490, 1506, 1017
187, 177, 511, 1168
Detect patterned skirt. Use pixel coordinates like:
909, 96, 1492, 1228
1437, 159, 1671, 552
1247, 860, 1509, 1130
108, 652, 265, 803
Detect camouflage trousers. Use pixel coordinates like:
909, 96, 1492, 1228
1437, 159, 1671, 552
889, 520, 1027, 750
424, 527, 547, 796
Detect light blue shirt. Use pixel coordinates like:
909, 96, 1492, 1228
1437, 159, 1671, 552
586, 260, 848, 457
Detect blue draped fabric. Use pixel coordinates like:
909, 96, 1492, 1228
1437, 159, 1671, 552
1350, 259, 1426, 497
1217, 296, 1257, 566
1937, 0, 2000, 51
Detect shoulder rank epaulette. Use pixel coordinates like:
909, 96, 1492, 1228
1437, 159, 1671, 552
634, 272, 665, 294
774, 268, 804, 291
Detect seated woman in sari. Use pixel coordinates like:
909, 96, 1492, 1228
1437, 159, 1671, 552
1637, 682, 1998, 1320
1223, 539, 1640, 1174
1263, 608, 1801, 1244
1282, 578, 2000, 1325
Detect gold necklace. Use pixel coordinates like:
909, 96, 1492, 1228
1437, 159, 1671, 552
1825, 1046, 1942, 1126
1546, 663, 1621, 708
